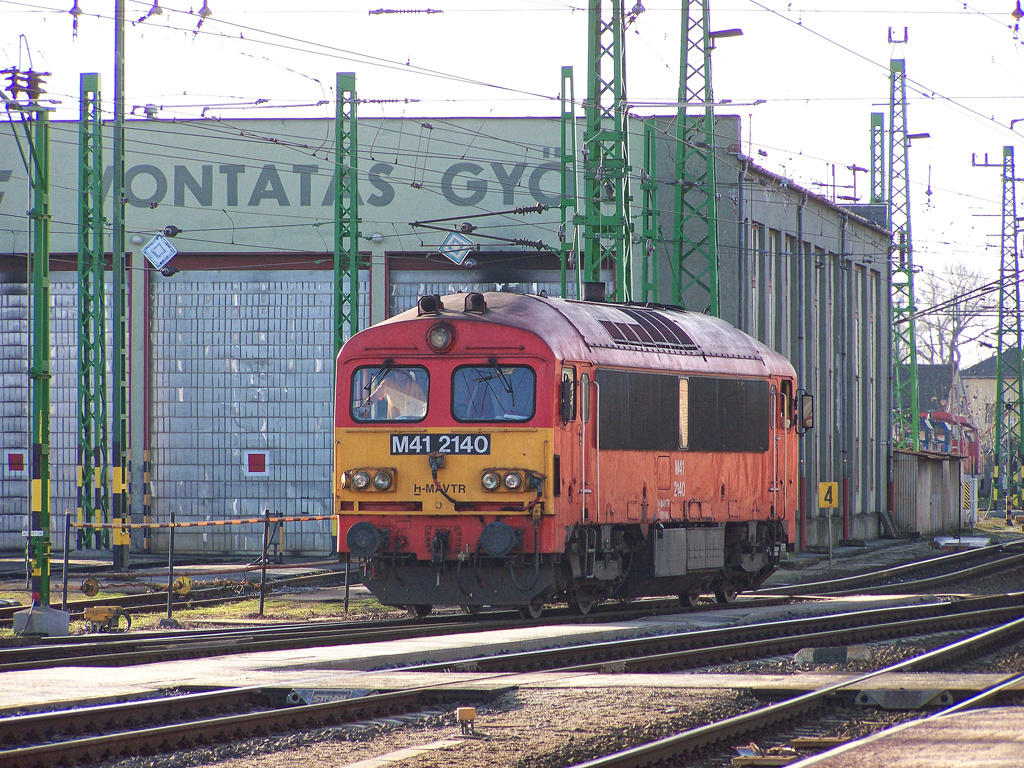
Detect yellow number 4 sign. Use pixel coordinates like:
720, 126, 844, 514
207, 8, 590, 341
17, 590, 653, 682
818, 482, 839, 509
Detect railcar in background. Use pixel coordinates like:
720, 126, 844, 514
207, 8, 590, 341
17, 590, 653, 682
334, 292, 811, 617
919, 411, 982, 475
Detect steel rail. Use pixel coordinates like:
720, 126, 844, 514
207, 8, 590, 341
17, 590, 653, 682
807, 551, 1024, 597
0, 686, 464, 768
415, 593, 1024, 673
759, 543, 1023, 596
566, 613, 1024, 768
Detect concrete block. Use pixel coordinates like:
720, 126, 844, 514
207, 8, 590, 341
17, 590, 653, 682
13, 605, 70, 637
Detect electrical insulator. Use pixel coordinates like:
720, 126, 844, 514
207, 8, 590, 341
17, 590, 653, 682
5, 70, 25, 99
25, 71, 47, 101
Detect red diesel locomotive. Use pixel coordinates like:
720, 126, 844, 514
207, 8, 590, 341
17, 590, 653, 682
335, 291, 809, 617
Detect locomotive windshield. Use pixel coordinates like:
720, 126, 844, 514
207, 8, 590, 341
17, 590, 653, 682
452, 363, 535, 422
351, 365, 429, 422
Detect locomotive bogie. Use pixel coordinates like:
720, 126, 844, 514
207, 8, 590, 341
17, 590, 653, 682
335, 292, 803, 614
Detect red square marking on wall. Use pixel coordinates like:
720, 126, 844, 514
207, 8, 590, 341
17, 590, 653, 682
247, 453, 267, 474
7, 453, 25, 473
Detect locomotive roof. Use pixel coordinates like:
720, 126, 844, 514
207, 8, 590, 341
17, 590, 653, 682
372, 292, 795, 379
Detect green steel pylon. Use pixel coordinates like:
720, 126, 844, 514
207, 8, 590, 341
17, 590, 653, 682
334, 72, 360, 354
993, 146, 1023, 519
77, 72, 110, 550
559, 65, 579, 300
887, 59, 920, 451
639, 120, 660, 303
869, 112, 885, 205
4, 68, 53, 604
582, 0, 631, 302
672, 0, 719, 315
110, 0, 130, 569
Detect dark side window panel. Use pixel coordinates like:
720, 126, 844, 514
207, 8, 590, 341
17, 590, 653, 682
688, 377, 769, 452
596, 370, 768, 453
596, 370, 679, 451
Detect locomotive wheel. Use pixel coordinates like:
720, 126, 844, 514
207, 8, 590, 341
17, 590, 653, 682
408, 604, 433, 618
518, 602, 544, 620
460, 605, 483, 615
714, 586, 738, 605
679, 591, 700, 608
569, 597, 595, 616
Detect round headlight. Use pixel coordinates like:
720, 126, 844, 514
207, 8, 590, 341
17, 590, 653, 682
351, 471, 371, 490
427, 323, 454, 352
373, 471, 393, 491
503, 471, 523, 491
481, 471, 501, 491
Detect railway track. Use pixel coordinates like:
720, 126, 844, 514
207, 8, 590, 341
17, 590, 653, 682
563, 614, 1024, 768
415, 593, 1024, 674
2, 593, 1022, 768
0, 593, 795, 672
759, 541, 1024, 597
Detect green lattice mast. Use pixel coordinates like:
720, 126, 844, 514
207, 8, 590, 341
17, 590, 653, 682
993, 146, 1023, 520
887, 59, 919, 451
582, 0, 631, 302
77, 73, 110, 550
672, 0, 719, 314
334, 72, 360, 354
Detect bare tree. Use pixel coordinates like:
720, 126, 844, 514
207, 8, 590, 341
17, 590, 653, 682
915, 263, 995, 369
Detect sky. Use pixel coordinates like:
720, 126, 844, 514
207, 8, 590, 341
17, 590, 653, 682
2, 1, 1024, 360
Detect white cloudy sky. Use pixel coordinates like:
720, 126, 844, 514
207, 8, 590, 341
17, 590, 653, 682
2, 1, 1023, 316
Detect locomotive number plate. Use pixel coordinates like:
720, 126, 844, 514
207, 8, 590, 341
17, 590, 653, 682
390, 434, 491, 455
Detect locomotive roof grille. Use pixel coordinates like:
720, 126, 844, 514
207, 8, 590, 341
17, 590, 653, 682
598, 305, 699, 351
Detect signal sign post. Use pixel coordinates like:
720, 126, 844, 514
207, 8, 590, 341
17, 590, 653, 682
819, 482, 839, 571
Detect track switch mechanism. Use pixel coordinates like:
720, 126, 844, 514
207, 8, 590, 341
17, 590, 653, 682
83, 606, 131, 633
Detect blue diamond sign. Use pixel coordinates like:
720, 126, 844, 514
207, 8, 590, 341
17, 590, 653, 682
438, 231, 474, 265
141, 234, 178, 270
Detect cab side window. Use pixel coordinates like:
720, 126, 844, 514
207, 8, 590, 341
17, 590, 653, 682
560, 367, 576, 423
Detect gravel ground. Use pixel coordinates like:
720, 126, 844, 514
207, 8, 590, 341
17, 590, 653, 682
83, 533, 1024, 768
100, 687, 754, 768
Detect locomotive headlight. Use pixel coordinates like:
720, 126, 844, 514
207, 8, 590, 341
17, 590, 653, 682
351, 470, 371, 490
481, 471, 501, 491
372, 470, 394, 491
427, 323, 455, 353
503, 471, 523, 491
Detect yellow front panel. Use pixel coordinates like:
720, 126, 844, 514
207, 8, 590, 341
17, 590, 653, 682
335, 427, 554, 515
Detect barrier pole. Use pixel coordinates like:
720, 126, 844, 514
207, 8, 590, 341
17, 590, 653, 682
62, 512, 70, 612
344, 552, 351, 613
259, 509, 269, 617
165, 508, 175, 622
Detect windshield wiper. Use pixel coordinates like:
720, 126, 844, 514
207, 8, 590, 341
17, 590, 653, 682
355, 358, 394, 408
487, 358, 515, 403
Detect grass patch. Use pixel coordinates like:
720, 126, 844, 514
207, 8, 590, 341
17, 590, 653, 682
1, 586, 404, 638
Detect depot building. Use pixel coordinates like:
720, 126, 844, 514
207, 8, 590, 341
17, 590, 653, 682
0, 114, 893, 556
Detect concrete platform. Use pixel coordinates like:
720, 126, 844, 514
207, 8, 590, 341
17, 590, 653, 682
790, 706, 1024, 767
0, 593, 1005, 714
